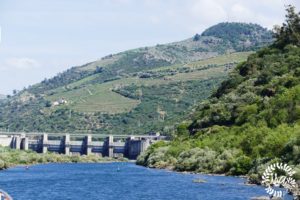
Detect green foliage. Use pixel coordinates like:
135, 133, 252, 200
189, 45, 300, 131
273, 5, 300, 48
229, 155, 253, 175
108, 78, 225, 134
193, 34, 201, 41
0, 147, 126, 170
281, 130, 300, 163
0, 76, 225, 134
201, 22, 273, 51
138, 7, 300, 180
136, 141, 172, 168
175, 147, 217, 172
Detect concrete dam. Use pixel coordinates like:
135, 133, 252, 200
0, 132, 166, 159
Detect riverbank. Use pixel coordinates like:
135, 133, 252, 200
138, 163, 300, 199
0, 146, 127, 170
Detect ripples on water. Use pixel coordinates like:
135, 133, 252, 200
0, 163, 274, 200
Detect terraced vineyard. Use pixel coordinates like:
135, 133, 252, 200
46, 52, 251, 114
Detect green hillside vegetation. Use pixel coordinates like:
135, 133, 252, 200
137, 6, 300, 184
0, 52, 251, 134
46, 52, 251, 114
201, 22, 272, 51
0, 147, 126, 170
0, 23, 272, 134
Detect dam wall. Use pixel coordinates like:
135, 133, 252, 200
0, 132, 166, 159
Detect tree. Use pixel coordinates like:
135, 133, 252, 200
95, 66, 103, 73
274, 5, 300, 48
193, 34, 201, 41
45, 101, 52, 108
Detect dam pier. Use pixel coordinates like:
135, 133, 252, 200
0, 132, 166, 159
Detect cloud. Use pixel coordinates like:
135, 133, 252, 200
189, 0, 227, 22
180, 0, 300, 33
2, 57, 40, 70
231, 4, 251, 16
186, 0, 228, 33
229, 3, 257, 22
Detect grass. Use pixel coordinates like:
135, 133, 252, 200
151, 51, 252, 72
186, 51, 252, 68
47, 79, 141, 114
167, 66, 226, 81
73, 84, 140, 113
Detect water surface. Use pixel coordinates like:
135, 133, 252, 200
0, 163, 270, 200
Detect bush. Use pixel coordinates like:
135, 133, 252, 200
229, 155, 253, 175
176, 147, 217, 172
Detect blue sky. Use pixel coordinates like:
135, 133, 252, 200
0, 0, 299, 94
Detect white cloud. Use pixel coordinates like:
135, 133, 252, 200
186, 0, 228, 33
189, 0, 227, 22
3, 57, 40, 70
230, 3, 256, 21
231, 4, 250, 15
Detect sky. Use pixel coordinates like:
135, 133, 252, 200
0, 0, 299, 94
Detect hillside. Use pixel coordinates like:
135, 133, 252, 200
137, 5, 300, 185
0, 94, 5, 100
0, 23, 272, 134
201, 22, 271, 51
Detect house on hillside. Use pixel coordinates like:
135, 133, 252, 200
52, 98, 68, 106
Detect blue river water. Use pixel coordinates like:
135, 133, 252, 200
0, 162, 273, 200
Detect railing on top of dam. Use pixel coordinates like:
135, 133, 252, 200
0, 131, 168, 139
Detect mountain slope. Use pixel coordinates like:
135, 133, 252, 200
0, 23, 272, 134
137, 6, 300, 184
28, 22, 272, 95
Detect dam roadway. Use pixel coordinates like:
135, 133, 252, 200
0, 132, 167, 159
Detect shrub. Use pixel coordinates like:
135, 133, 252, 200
175, 147, 217, 172
229, 155, 253, 175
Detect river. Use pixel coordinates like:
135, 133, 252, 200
0, 162, 276, 200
